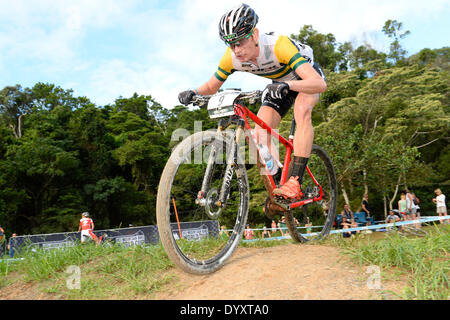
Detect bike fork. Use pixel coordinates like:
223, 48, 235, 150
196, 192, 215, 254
217, 120, 245, 207
195, 120, 244, 208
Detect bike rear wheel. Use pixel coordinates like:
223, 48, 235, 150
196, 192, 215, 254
156, 131, 249, 274
284, 144, 337, 243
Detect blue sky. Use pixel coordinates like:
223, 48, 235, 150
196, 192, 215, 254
0, 0, 449, 109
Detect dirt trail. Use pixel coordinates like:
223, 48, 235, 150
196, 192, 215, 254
154, 243, 404, 300
0, 243, 405, 300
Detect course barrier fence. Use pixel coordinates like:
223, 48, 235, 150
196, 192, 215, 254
242, 215, 449, 242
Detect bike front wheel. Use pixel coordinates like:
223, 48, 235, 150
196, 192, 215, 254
156, 130, 249, 274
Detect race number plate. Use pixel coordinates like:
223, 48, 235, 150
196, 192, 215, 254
207, 90, 242, 119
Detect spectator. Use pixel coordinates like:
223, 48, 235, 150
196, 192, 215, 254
412, 193, 421, 218
433, 188, 448, 224
361, 194, 372, 219
341, 217, 359, 238
385, 210, 401, 232
279, 216, 287, 236
305, 217, 313, 234
405, 188, 414, 216
386, 210, 401, 223
219, 225, 229, 239
78, 212, 103, 246
261, 227, 271, 239
0, 225, 4, 256
7, 233, 17, 258
341, 204, 354, 220
398, 193, 408, 221
271, 220, 277, 234
244, 224, 254, 240
411, 193, 421, 229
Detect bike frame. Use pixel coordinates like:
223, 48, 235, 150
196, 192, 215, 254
233, 102, 324, 210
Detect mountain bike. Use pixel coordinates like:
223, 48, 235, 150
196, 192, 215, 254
156, 89, 337, 274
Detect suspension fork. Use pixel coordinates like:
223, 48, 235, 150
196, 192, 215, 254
216, 119, 245, 207
195, 118, 243, 207
195, 127, 223, 206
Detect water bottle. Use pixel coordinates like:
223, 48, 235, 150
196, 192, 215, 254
258, 144, 278, 175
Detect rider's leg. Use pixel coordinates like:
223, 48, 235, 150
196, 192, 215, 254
290, 93, 319, 185
255, 106, 281, 164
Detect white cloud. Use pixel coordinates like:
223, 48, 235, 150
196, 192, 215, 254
0, 0, 448, 109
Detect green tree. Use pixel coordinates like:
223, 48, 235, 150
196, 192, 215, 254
290, 25, 342, 72
382, 19, 411, 66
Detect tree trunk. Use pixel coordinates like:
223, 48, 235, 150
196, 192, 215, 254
341, 182, 350, 209
17, 114, 23, 138
363, 169, 368, 195
389, 174, 402, 210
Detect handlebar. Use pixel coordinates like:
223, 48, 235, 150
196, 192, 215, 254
191, 90, 263, 107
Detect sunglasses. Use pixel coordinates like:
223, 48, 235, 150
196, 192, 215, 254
225, 30, 254, 49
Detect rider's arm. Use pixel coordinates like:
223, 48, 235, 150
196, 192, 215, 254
285, 63, 327, 94
273, 36, 326, 94
195, 75, 224, 96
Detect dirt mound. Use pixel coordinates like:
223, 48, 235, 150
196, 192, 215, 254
154, 243, 404, 300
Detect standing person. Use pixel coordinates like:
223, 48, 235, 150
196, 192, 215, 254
271, 220, 277, 234
178, 3, 327, 205
305, 217, 313, 234
7, 233, 17, 258
0, 225, 4, 256
433, 189, 448, 224
411, 192, 421, 229
78, 212, 103, 246
405, 188, 414, 217
412, 193, 421, 218
219, 225, 229, 240
361, 194, 371, 219
398, 193, 408, 222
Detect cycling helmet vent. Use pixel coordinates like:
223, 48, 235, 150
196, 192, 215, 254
219, 3, 258, 44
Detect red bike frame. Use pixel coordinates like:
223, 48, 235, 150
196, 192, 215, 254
233, 103, 324, 210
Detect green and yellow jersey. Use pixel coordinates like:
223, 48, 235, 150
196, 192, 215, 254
214, 33, 314, 83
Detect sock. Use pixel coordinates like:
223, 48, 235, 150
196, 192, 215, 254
290, 156, 309, 185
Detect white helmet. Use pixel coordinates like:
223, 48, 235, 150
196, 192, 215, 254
219, 3, 258, 45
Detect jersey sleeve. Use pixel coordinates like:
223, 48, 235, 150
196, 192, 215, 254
214, 48, 234, 82
274, 35, 308, 73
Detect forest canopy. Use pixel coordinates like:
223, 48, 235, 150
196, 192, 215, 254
0, 20, 448, 235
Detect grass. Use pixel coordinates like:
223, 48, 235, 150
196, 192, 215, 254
0, 223, 448, 300
322, 223, 450, 300
0, 242, 174, 299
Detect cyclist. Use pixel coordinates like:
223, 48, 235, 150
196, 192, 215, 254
178, 3, 326, 203
78, 212, 103, 246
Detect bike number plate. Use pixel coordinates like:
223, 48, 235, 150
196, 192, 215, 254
207, 90, 241, 119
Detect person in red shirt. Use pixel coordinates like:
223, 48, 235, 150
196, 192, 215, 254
78, 212, 103, 246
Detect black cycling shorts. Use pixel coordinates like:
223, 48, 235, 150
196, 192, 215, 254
261, 62, 326, 118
